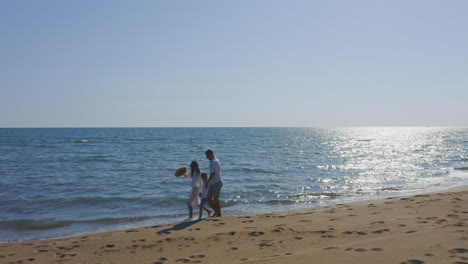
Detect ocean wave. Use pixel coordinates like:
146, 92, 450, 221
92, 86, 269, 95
0, 219, 72, 231
454, 167, 468, 171
221, 200, 239, 207
79, 156, 115, 162
316, 165, 339, 170
289, 192, 341, 199
262, 199, 300, 205
73, 139, 90, 143
121, 137, 159, 142
240, 168, 273, 173
378, 187, 401, 191
0, 216, 154, 231
80, 216, 152, 224
222, 168, 281, 174
8, 196, 189, 208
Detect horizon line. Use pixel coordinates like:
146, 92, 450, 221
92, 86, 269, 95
1, 126, 466, 129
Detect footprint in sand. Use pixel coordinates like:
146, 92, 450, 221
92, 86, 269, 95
249, 231, 265, 236
259, 242, 273, 247
372, 229, 390, 234
371, 248, 384, 251
355, 248, 367, 252
273, 227, 284, 233
323, 247, 340, 250
448, 214, 460, 218
449, 248, 468, 254
400, 260, 425, 264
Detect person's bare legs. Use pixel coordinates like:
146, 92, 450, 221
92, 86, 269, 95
213, 198, 221, 217
187, 202, 193, 219
207, 197, 215, 216
198, 205, 203, 220
199, 203, 212, 219
203, 205, 212, 216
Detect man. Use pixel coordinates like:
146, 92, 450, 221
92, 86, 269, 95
205, 149, 223, 217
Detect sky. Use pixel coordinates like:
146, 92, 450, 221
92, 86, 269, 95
1, 0, 467, 127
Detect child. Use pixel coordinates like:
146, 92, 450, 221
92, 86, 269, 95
199, 173, 212, 220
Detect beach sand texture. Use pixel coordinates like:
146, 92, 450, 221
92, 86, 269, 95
1, 188, 467, 264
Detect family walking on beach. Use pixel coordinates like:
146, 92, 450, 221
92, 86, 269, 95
176, 149, 223, 221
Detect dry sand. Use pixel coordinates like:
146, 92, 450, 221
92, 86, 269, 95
1, 187, 467, 264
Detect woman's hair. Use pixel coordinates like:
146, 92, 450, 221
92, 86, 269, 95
190, 160, 200, 174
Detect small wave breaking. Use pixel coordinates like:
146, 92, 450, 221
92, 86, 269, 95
0, 219, 72, 231
289, 192, 341, 199
0, 216, 154, 232
73, 139, 90, 143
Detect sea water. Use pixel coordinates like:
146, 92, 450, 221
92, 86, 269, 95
0, 127, 467, 242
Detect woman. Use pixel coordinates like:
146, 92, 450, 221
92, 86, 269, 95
183, 161, 203, 220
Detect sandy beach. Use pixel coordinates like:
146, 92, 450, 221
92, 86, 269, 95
1, 187, 467, 264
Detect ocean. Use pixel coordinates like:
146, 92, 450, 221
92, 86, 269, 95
0, 127, 467, 242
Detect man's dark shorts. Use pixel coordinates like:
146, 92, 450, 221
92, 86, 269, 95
208, 182, 223, 199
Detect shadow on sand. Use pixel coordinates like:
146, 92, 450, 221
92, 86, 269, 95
157, 219, 202, 235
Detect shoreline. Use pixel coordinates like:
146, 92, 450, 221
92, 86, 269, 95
1, 185, 467, 264
3, 183, 467, 244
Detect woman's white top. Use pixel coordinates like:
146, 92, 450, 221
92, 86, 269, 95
184, 171, 202, 189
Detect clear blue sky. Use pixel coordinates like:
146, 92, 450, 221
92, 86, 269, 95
1, 0, 467, 127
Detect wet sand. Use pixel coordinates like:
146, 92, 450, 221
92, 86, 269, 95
1, 187, 467, 264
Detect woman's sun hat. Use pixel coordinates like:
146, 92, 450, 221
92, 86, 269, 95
175, 167, 187, 177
